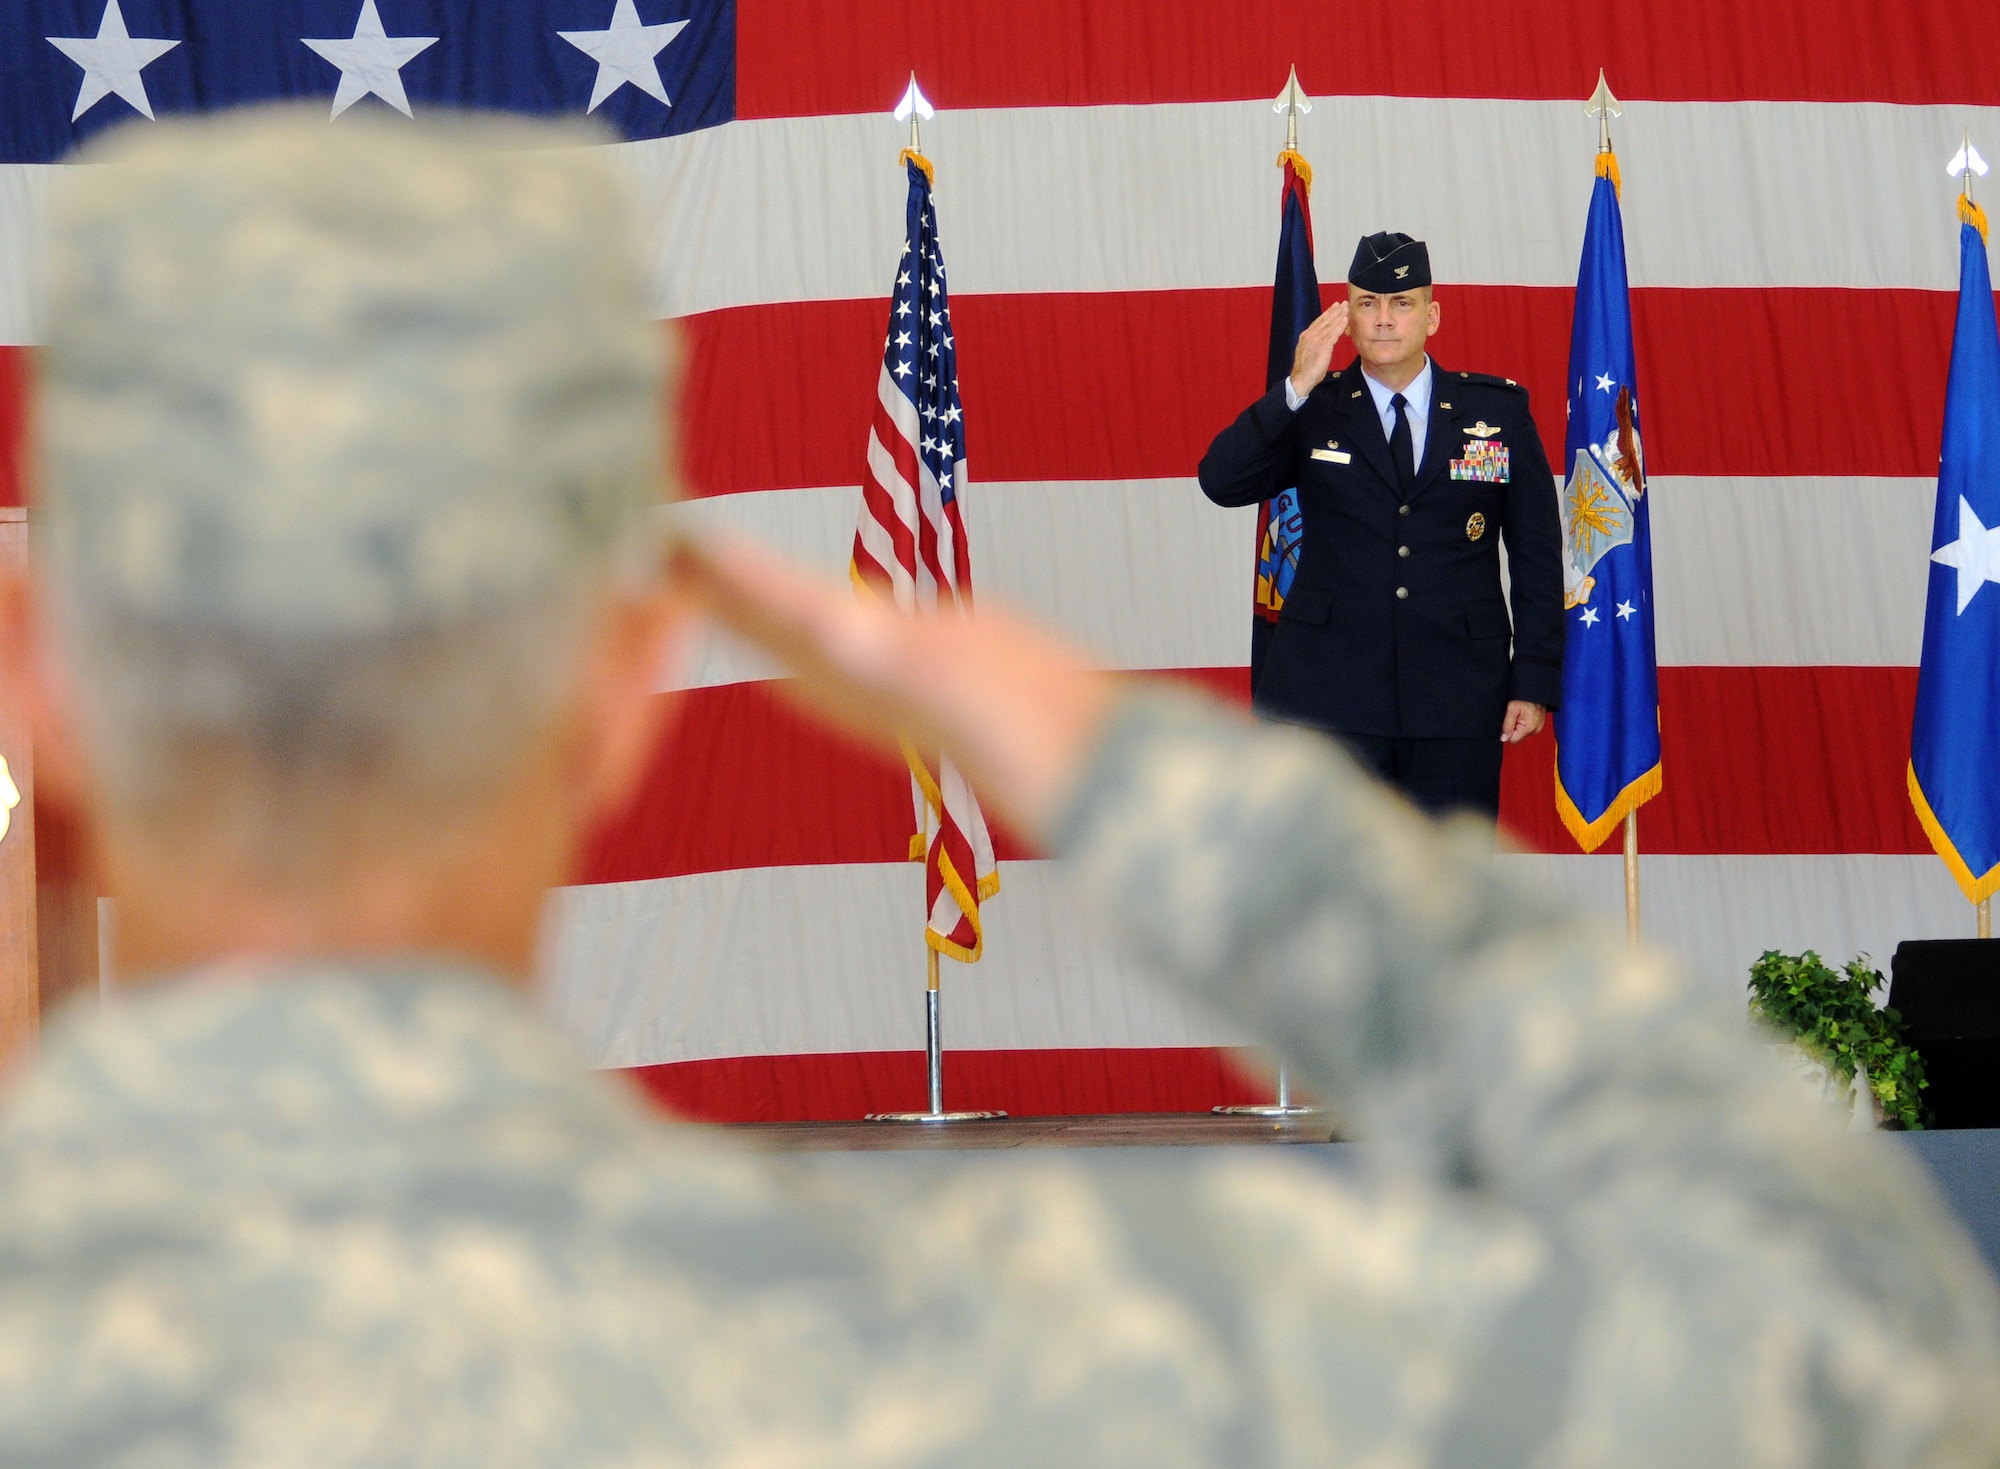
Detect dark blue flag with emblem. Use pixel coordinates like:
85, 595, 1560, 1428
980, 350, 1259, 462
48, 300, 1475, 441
1249, 148, 1319, 689
1553, 150, 1662, 851
1909, 195, 2000, 903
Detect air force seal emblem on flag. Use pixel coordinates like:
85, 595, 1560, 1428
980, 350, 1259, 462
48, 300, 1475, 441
1561, 396, 1645, 610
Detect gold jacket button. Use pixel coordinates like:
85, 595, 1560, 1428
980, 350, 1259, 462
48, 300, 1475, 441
1395, 586, 1409, 600
1398, 545, 1410, 558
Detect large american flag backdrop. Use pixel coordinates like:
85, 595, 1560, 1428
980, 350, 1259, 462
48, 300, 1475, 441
2, 1, 1998, 1120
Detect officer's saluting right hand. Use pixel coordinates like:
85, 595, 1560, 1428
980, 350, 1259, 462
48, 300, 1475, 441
1287, 300, 1350, 400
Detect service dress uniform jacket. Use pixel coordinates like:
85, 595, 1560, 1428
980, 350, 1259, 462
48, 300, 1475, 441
1199, 359, 1566, 739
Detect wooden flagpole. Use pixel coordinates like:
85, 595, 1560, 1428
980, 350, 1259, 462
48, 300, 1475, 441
1624, 810, 1640, 946
0, 510, 37, 1071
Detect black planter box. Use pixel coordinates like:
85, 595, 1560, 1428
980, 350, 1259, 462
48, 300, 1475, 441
1889, 940, 2000, 1129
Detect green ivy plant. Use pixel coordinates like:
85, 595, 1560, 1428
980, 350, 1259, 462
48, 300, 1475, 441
1747, 950, 1929, 1131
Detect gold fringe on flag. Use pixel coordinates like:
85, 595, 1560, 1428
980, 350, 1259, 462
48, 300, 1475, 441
1276, 147, 1312, 192
1554, 758, 1661, 853
1961, 193, 1990, 243
1595, 147, 1622, 198
1909, 762, 2000, 903
898, 147, 934, 186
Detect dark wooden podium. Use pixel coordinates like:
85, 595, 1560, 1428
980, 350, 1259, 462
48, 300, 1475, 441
0, 508, 99, 1072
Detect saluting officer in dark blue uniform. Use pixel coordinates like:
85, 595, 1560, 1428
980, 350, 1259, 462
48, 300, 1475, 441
1199, 232, 1565, 818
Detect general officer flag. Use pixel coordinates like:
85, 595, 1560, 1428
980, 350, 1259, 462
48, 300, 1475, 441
1909, 201, 2000, 903
1249, 148, 1319, 690
1553, 152, 1662, 851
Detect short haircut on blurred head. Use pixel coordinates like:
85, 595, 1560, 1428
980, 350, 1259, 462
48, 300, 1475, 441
37, 107, 673, 866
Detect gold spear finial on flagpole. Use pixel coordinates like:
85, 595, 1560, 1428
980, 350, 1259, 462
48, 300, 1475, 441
1273, 64, 1311, 154
1586, 69, 1622, 155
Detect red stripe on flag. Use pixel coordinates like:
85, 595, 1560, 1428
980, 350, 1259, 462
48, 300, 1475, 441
737, 0, 2000, 114
681, 288, 1977, 498
0, 347, 27, 509
623, 1044, 1272, 1122
576, 664, 1923, 886
1500, 665, 1926, 855
577, 670, 1246, 884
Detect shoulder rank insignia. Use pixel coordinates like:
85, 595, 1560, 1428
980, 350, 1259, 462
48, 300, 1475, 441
1465, 421, 1502, 438
1466, 512, 1487, 541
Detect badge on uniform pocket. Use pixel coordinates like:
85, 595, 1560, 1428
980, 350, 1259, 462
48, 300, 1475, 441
1451, 440, 1509, 482
1466, 512, 1486, 541
1310, 441, 1351, 463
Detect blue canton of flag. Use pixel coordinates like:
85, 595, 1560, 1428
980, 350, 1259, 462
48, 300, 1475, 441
1249, 150, 1318, 691
0, 0, 735, 163
1909, 203, 2000, 903
1553, 153, 1662, 851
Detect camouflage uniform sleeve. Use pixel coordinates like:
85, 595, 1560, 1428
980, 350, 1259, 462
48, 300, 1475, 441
1053, 693, 2000, 1466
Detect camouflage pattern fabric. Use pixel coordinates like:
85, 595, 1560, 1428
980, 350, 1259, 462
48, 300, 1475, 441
41, 109, 662, 639
0, 695, 1995, 1466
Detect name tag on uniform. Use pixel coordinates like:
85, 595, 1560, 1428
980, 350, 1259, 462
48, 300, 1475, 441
1310, 447, 1351, 464
1451, 439, 1509, 482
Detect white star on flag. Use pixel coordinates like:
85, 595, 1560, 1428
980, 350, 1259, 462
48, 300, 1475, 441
1594, 372, 1615, 393
1931, 495, 2000, 614
1616, 600, 1635, 620
558, 0, 689, 113
303, 1, 439, 120
47, 0, 179, 122
1579, 606, 1600, 626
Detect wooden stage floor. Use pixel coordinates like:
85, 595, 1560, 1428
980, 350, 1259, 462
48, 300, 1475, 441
727, 1112, 1342, 1152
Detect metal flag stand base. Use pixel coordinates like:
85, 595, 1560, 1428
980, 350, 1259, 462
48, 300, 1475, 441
1214, 1062, 1321, 1117
868, 949, 1006, 1122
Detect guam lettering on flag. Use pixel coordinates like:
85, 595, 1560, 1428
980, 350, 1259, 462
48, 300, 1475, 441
1553, 150, 1662, 851
1909, 198, 2000, 902
1249, 149, 1319, 689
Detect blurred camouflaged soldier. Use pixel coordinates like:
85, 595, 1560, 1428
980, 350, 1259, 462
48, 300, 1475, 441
0, 108, 1996, 1468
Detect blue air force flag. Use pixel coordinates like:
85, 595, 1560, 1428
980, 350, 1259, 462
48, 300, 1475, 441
1249, 151, 1319, 690
1909, 207, 2000, 903
1553, 155, 1662, 851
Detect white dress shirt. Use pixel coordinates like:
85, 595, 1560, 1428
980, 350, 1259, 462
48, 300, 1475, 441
1285, 356, 1433, 476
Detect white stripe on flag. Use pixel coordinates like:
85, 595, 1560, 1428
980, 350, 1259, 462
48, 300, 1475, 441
546, 853, 1972, 1069
665, 473, 1935, 690
0, 100, 1994, 341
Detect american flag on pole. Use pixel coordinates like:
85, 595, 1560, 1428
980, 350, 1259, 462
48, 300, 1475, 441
851, 150, 999, 962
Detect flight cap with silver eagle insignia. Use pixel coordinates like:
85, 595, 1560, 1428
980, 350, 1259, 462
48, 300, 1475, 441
1348, 231, 1431, 292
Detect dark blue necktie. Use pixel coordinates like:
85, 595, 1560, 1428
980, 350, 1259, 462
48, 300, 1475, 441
1389, 391, 1416, 495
